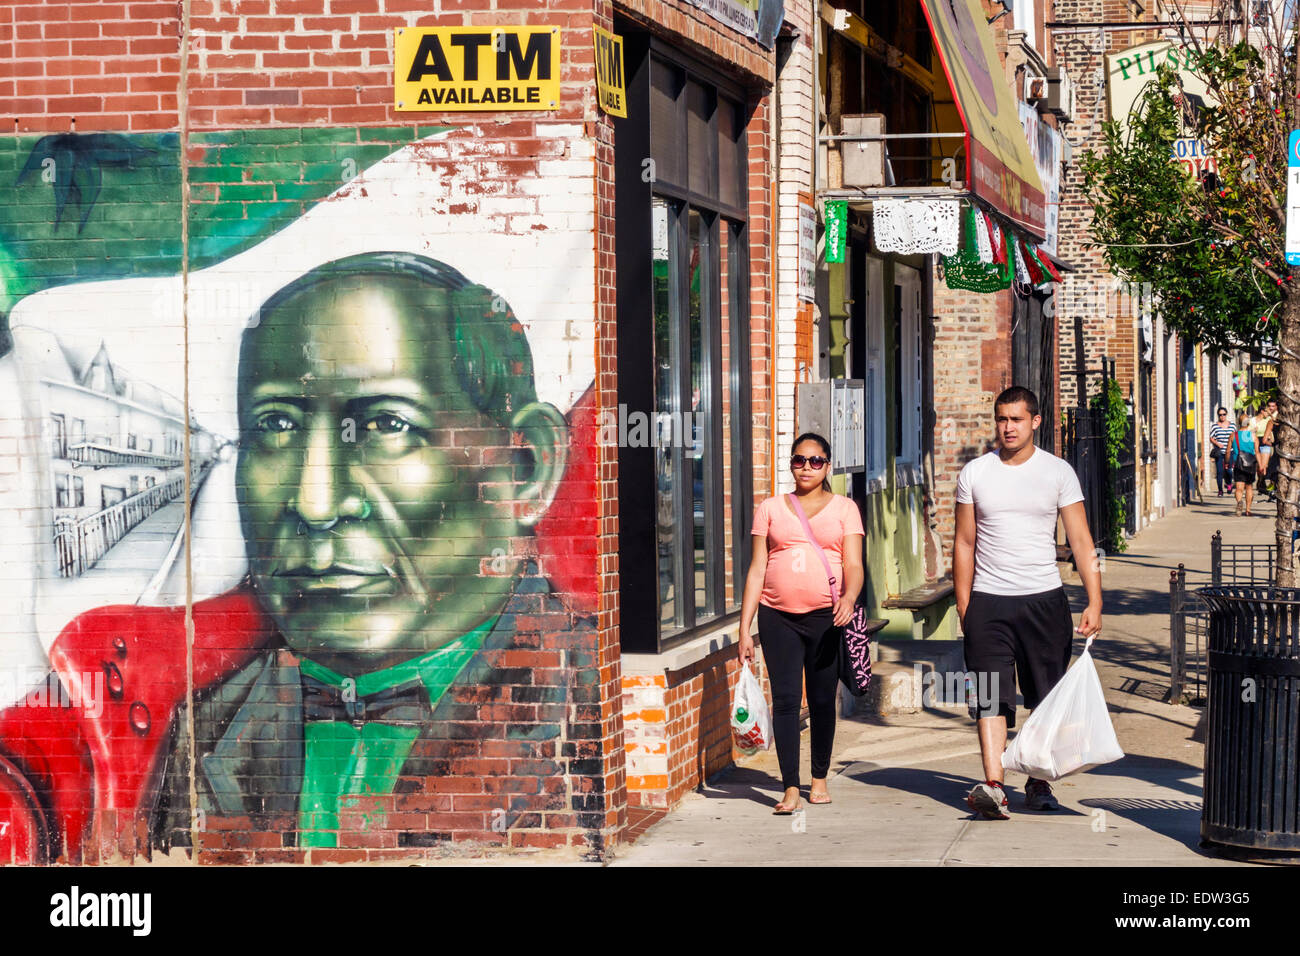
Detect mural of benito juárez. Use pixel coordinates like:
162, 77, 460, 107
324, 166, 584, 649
154, 251, 571, 848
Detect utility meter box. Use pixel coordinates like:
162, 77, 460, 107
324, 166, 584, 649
797, 379, 865, 474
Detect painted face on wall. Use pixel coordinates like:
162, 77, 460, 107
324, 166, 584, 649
236, 265, 567, 673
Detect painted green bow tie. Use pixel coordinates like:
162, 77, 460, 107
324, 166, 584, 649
293, 615, 498, 849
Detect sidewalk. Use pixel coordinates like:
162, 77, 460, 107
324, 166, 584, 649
610, 499, 1275, 866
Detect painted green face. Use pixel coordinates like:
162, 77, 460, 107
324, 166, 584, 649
236, 273, 551, 673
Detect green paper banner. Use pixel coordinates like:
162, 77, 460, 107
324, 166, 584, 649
824, 200, 847, 264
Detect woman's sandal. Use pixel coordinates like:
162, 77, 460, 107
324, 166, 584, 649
808, 791, 832, 805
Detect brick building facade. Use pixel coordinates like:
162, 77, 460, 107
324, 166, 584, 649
0, 0, 1214, 868
1051, 0, 1197, 525
0, 0, 789, 863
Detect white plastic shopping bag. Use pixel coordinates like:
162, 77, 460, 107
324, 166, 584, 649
1002, 637, 1124, 781
731, 664, 773, 754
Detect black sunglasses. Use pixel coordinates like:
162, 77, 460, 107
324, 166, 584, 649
791, 455, 829, 469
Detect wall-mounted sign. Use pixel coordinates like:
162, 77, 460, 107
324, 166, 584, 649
593, 26, 626, 118
919, 0, 1046, 238
1251, 360, 1278, 394
1018, 100, 1061, 255
798, 201, 817, 302
1171, 137, 1217, 179
394, 27, 561, 111
682, 0, 784, 50
1287, 130, 1300, 266
824, 200, 847, 264
1106, 40, 1211, 141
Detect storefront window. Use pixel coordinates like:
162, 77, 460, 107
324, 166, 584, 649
648, 54, 752, 641
652, 196, 677, 630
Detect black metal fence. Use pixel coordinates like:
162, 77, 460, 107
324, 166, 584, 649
1063, 405, 1108, 550
1169, 564, 1207, 704
1061, 356, 1136, 547
1170, 531, 1277, 703
1211, 530, 1275, 585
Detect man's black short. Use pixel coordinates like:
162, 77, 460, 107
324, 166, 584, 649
962, 587, 1073, 728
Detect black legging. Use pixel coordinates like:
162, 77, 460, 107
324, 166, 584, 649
758, 603, 839, 789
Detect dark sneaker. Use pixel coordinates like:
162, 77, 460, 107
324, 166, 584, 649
966, 782, 1011, 820
1024, 778, 1061, 811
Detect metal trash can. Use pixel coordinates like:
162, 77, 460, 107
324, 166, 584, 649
1197, 586, 1300, 850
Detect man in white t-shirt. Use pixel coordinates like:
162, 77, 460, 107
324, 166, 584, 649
954, 386, 1103, 819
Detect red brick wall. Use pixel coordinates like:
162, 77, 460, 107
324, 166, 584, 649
931, 280, 1009, 562
1, 0, 619, 863
0, 0, 778, 863
615, 0, 773, 83
592, 0, 626, 849
1052, 0, 1147, 411
623, 647, 770, 809
4, 0, 600, 133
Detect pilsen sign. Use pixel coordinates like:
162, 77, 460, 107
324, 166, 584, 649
1106, 39, 1215, 177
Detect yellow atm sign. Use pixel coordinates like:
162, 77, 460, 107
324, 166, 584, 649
593, 26, 626, 118
394, 26, 561, 112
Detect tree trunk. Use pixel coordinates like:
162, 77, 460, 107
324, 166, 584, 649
1275, 291, 1300, 585
1283, 6, 1300, 587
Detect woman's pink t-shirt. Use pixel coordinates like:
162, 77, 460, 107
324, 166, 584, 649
752, 494, 865, 614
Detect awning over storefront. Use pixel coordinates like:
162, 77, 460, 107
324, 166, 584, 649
918, 0, 1047, 239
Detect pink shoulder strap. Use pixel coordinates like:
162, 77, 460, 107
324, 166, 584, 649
786, 493, 840, 604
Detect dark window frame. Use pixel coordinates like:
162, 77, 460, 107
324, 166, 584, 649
616, 28, 755, 654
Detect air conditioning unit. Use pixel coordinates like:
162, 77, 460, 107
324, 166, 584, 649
1045, 66, 1075, 122
1024, 74, 1048, 104
840, 114, 886, 188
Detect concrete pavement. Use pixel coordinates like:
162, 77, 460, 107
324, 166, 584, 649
611, 499, 1278, 866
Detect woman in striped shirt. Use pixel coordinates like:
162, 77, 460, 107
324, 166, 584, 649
1208, 407, 1234, 497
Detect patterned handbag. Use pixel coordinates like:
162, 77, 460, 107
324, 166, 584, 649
786, 494, 873, 696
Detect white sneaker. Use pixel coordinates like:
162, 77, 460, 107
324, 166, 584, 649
966, 782, 1011, 820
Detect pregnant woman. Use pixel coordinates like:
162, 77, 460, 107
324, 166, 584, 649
738, 433, 865, 814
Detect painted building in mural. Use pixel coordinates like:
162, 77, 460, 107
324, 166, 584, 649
29, 331, 208, 579
0, 0, 793, 862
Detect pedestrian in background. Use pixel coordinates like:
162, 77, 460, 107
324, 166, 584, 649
1230, 410, 1258, 516
738, 433, 865, 814
1208, 406, 1234, 497
1256, 397, 1278, 499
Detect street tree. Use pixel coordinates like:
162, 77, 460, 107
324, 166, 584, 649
1080, 1, 1300, 582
